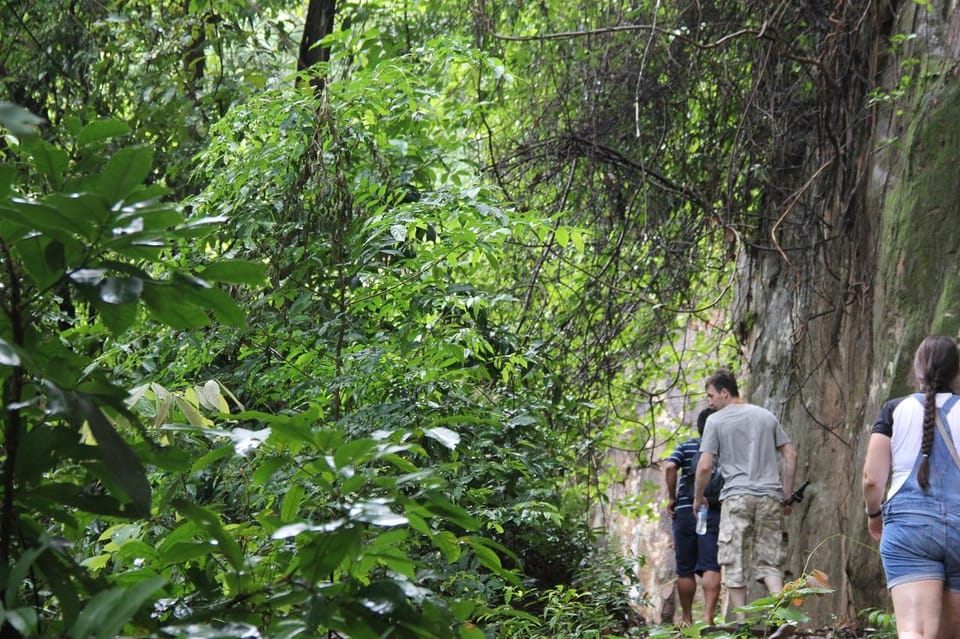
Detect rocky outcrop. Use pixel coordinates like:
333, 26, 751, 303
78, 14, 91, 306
605, 0, 960, 625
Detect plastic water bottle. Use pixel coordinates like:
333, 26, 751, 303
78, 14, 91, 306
696, 505, 708, 535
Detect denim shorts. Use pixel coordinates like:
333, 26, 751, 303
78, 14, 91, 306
673, 507, 721, 576
880, 498, 960, 591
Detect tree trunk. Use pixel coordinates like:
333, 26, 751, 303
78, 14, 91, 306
298, 0, 337, 94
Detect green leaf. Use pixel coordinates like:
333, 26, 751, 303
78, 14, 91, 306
257, 410, 323, 448
0, 338, 21, 366
0, 101, 44, 137
281, 484, 305, 523
300, 527, 362, 582
118, 183, 170, 207
432, 530, 461, 562
76, 395, 151, 516
158, 622, 263, 638
190, 444, 233, 472
333, 438, 378, 469
252, 455, 285, 485
1, 607, 38, 636
159, 541, 217, 566
99, 277, 144, 304
48, 192, 112, 234
466, 537, 502, 571
11, 234, 64, 289
141, 282, 211, 329
79, 554, 110, 572
182, 284, 246, 326
5, 542, 48, 608
34, 548, 82, 625
114, 204, 183, 232
0, 164, 15, 198
356, 580, 409, 616
21, 139, 68, 188
93, 298, 138, 336
76, 119, 130, 147
173, 500, 245, 571
200, 260, 268, 285
421, 494, 480, 530
9, 199, 90, 237
70, 576, 165, 639
113, 540, 159, 564
99, 146, 154, 203
459, 624, 486, 639
424, 426, 460, 449
348, 500, 408, 527
774, 606, 810, 623
450, 599, 476, 622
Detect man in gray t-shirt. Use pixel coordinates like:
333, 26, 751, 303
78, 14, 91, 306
693, 370, 798, 620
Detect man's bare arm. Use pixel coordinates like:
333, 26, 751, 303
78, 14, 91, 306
779, 443, 798, 512
779, 442, 798, 498
693, 451, 715, 511
664, 461, 678, 516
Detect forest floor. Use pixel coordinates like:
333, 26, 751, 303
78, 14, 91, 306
635, 619, 894, 639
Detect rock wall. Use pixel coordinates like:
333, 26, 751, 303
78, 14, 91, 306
603, 0, 960, 625
725, 0, 960, 622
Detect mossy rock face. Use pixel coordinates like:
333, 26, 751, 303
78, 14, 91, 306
874, 77, 960, 397
731, 18, 960, 621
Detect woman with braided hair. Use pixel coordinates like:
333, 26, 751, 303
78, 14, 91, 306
862, 335, 960, 639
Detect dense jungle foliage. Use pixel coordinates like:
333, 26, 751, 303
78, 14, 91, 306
0, 0, 909, 636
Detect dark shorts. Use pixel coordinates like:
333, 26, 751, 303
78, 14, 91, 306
673, 507, 721, 576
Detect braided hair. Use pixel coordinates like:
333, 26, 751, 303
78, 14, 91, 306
913, 335, 960, 489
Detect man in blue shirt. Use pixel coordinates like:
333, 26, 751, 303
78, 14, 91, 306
664, 408, 721, 625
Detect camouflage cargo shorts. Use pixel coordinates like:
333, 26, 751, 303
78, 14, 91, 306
717, 493, 785, 588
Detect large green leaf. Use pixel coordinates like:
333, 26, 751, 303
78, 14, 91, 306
14, 234, 78, 290
0, 164, 14, 198
300, 527, 363, 583
280, 484, 305, 523
199, 260, 268, 286
20, 138, 68, 187
424, 426, 460, 450
0, 606, 37, 636
175, 281, 246, 326
7, 199, 89, 238
156, 622, 263, 638
141, 282, 211, 329
113, 203, 183, 232
0, 102, 44, 137
46, 192, 112, 234
76, 119, 130, 147
0, 338, 21, 367
172, 501, 245, 571
70, 576, 165, 639
99, 145, 154, 203
75, 395, 152, 516
92, 297, 139, 336
333, 438, 378, 469
5, 542, 49, 608
99, 276, 144, 304
158, 541, 218, 566
27, 483, 128, 518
